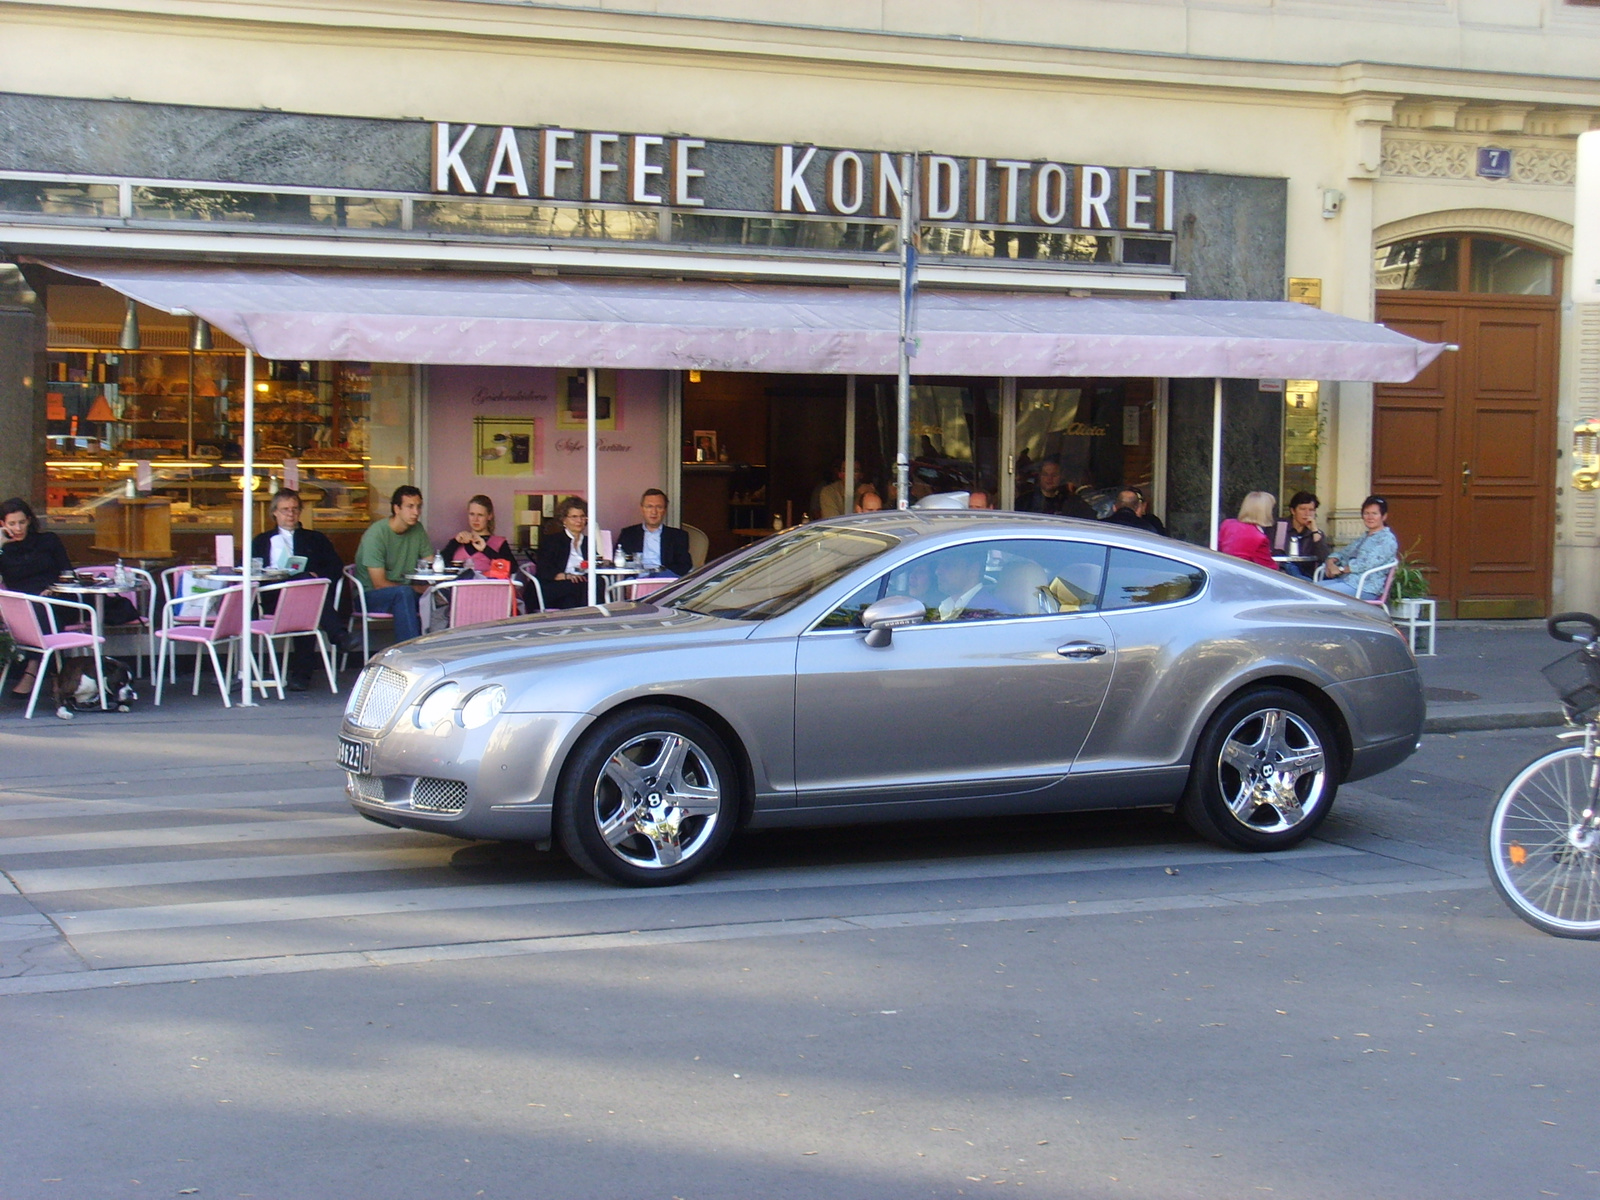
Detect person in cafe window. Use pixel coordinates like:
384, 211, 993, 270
1270, 490, 1330, 580
353, 485, 432, 642
249, 488, 356, 688
1320, 496, 1399, 600
443, 495, 516, 576
533, 497, 593, 610
1216, 491, 1281, 571
616, 489, 693, 578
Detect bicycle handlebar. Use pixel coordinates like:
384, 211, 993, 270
1547, 612, 1600, 644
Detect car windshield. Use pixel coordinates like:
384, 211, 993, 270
666, 526, 900, 620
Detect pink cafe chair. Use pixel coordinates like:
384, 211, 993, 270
154, 582, 248, 708
338, 564, 391, 667
250, 577, 337, 698
72, 563, 157, 678
608, 577, 674, 603
0, 589, 107, 720
426, 578, 519, 630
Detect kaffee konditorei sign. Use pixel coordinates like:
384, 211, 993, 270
432, 123, 1176, 233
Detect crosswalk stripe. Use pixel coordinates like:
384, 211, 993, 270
0, 876, 1489, 998
0, 789, 346, 822
42, 840, 1389, 937
0, 816, 394, 857
10, 847, 458, 894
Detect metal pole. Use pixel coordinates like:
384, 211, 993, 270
586, 366, 598, 608
240, 350, 255, 706
895, 155, 918, 511
1209, 377, 1224, 550
843, 374, 856, 513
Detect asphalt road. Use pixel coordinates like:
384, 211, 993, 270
1, 718, 1595, 1199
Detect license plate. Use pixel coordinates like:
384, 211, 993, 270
338, 736, 371, 774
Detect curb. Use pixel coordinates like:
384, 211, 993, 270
1423, 702, 1566, 734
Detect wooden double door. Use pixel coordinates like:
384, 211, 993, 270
1374, 294, 1558, 618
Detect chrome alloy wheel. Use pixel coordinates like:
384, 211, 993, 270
1215, 707, 1329, 835
593, 731, 724, 870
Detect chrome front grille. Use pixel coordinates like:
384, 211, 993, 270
411, 777, 468, 813
348, 666, 410, 730
346, 773, 386, 804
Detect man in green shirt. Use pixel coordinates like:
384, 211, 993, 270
354, 485, 432, 640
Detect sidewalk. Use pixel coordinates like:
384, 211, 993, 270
1416, 619, 1566, 732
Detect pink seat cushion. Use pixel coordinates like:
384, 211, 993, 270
159, 627, 233, 645
40, 632, 101, 651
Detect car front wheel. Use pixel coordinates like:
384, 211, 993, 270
556, 705, 739, 886
1181, 687, 1338, 851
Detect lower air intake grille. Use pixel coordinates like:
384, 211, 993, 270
346, 773, 386, 804
411, 777, 468, 813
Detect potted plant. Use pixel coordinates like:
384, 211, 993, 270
1389, 541, 1430, 614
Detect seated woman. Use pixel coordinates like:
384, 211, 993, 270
443, 494, 516, 576
1321, 495, 1399, 600
0, 497, 73, 696
1271, 490, 1331, 580
532, 497, 592, 610
1216, 491, 1280, 570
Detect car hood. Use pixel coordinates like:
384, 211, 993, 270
373, 603, 755, 681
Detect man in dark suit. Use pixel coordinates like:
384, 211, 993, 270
615, 488, 694, 578
250, 488, 356, 689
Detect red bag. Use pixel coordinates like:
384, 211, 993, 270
487, 558, 512, 580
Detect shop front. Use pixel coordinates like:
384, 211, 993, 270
1, 93, 1428, 566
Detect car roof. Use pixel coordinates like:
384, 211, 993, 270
818, 509, 1180, 552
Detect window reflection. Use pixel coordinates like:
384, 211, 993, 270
1374, 236, 1459, 291
1469, 237, 1555, 295
1102, 547, 1204, 609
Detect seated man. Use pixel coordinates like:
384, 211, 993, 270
250, 488, 357, 687
615, 488, 694, 578
353, 485, 432, 642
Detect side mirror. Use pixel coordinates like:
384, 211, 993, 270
861, 594, 927, 647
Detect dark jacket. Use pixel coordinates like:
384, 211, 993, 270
0, 529, 72, 596
616, 523, 694, 576
1017, 489, 1096, 520
535, 532, 591, 586
250, 525, 345, 584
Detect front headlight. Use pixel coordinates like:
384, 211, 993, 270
414, 682, 461, 730
459, 685, 507, 730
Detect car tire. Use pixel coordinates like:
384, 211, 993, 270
1180, 686, 1339, 851
555, 705, 739, 887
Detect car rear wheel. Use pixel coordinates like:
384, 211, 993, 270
1181, 687, 1338, 851
556, 705, 738, 886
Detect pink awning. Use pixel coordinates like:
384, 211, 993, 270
41, 259, 1444, 382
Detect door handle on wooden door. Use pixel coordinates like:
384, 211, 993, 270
1461, 460, 1472, 495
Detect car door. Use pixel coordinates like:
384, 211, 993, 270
793, 537, 1116, 808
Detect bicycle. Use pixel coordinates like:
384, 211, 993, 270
1485, 611, 1600, 938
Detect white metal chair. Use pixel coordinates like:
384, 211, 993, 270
154, 583, 248, 707
682, 523, 710, 569
1313, 560, 1398, 608
0, 589, 107, 719
250, 578, 337, 697
517, 563, 546, 614
72, 564, 157, 678
337, 563, 392, 667
426, 578, 519, 629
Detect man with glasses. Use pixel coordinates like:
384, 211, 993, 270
250, 488, 356, 689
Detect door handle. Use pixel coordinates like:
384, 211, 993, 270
1057, 642, 1108, 660
1461, 460, 1472, 495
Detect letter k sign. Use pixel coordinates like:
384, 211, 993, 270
776, 145, 818, 213
434, 123, 479, 193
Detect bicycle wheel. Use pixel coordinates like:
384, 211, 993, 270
1486, 746, 1600, 938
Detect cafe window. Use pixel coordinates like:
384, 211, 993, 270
1374, 234, 1558, 296
1013, 378, 1156, 512
43, 282, 416, 539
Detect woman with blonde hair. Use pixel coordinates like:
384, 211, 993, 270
442, 494, 515, 575
1216, 491, 1280, 570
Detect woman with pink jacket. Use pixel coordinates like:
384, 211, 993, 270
1216, 491, 1281, 571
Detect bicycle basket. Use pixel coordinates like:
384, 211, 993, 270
1542, 648, 1600, 721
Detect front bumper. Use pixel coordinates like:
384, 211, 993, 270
341, 709, 593, 840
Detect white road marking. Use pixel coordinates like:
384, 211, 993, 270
11, 847, 460, 894
0, 816, 393, 857
0, 877, 1487, 998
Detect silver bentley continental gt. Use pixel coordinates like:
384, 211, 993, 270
339, 511, 1423, 886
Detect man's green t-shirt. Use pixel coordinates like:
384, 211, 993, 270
354, 517, 434, 591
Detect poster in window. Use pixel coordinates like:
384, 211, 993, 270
556, 369, 620, 430
474, 416, 539, 477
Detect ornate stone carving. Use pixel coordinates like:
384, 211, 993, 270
1381, 137, 1576, 186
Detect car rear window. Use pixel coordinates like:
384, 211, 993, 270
668, 526, 900, 620
1101, 547, 1206, 609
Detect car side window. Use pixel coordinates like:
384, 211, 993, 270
1102, 547, 1206, 610
820, 539, 1108, 627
